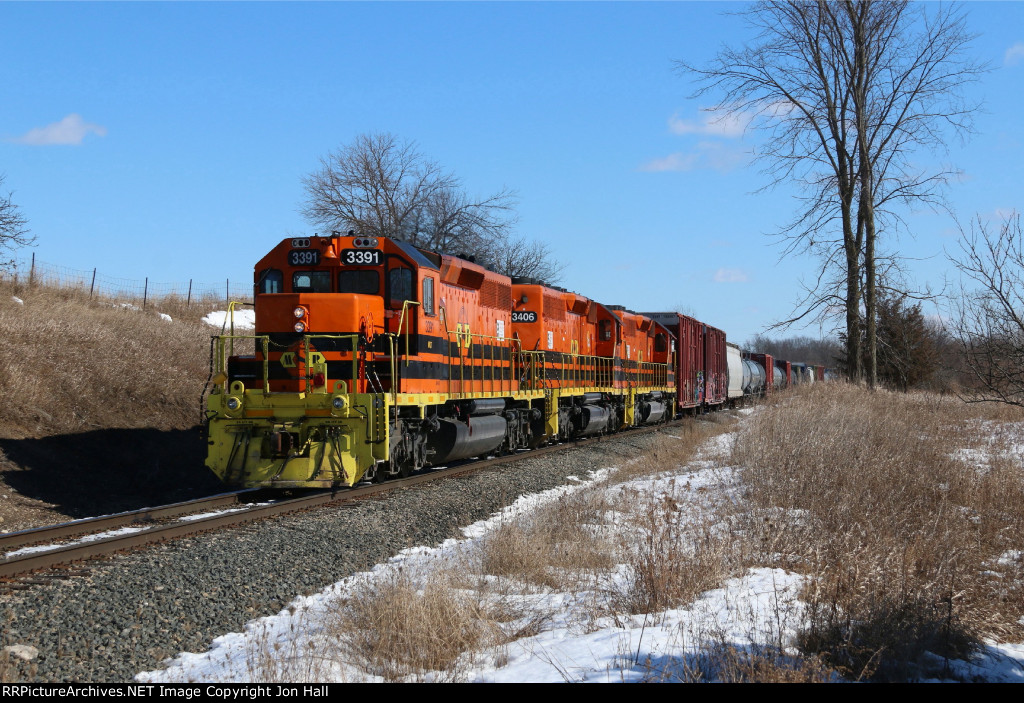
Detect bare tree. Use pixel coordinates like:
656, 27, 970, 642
301, 132, 561, 281
487, 235, 564, 283
0, 175, 32, 268
947, 213, 1024, 406
679, 1, 983, 386
301, 133, 448, 239
420, 182, 518, 264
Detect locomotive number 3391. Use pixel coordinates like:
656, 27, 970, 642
342, 249, 382, 265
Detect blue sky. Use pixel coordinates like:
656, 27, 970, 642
2, 1, 1022, 343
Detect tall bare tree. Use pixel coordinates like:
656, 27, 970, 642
680, 1, 982, 386
948, 213, 1024, 406
0, 174, 32, 269
301, 132, 561, 281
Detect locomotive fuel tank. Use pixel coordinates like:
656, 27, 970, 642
425, 415, 507, 464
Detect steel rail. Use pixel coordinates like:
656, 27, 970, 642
0, 417, 703, 582
0, 490, 259, 551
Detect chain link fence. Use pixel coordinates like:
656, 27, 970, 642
2, 254, 253, 308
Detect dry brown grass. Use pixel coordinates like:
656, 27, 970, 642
671, 643, 838, 683
734, 382, 1024, 680
0, 279, 218, 437
329, 569, 497, 682
612, 489, 741, 617
478, 488, 615, 591
605, 419, 744, 617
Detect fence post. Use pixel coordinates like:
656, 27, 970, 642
187, 279, 192, 308
29, 253, 35, 286
90, 268, 97, 298
143, 277, 148, 310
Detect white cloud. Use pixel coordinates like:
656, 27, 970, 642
668, 109, 747, 138
713, 268, 749, 283
639, 152, 698, 172
1005, 42, 1024, 66
13, 114, 107, 145
639, 141, 749, 173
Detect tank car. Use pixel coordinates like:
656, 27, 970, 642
726, 341, 744, 404
742, 352, 774, 396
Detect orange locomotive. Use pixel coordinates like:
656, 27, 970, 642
204, 234, 676, 488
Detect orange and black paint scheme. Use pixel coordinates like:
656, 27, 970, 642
204, 235, 686, 489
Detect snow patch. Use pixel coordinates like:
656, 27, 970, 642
202, 310, 256, 330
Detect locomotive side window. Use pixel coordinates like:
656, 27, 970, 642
655, 333, 667, 352
258, 268, 283, 294
423, 277, 435, 315
599, 319, 613, 341
293, 271, 331, 293
388, 266, 414, 307
338, 270, 380, 295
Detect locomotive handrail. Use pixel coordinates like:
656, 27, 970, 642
221, 301, 255, 357
386, 334, 397, 404
212, 335, 271, 394
516, 348, 544, 391
439, 329, 531, 396
559, 352, 616, 389
297, 334, 361, 394
212, 333, 362, 396
396, 300, 421, 366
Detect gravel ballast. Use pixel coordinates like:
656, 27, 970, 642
0, 432, 664, 682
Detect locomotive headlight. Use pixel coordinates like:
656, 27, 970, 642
226, 396, 241, 411
294, 321, 306, 333
332, 395, 347, 410
293, 307, 306, 319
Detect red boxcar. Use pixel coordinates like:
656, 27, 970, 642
703, 323, 727, 407
643, 313, 726, 410
644, 312, 704, 410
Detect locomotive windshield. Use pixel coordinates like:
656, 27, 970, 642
257, 268, 283, 294
388, 266, 413, 306
293, 271, 331, 293
338, 269, 380, 295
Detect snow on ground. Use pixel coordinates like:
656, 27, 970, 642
202, 309, 256, 331
951, 420, 1024, 471
136, 414, 1024, 683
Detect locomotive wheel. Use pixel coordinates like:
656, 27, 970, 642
397, 459, 413, 479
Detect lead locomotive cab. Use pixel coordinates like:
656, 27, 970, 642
248, 233, 443, 394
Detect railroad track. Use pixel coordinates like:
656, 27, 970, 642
0, 418, 700, 585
